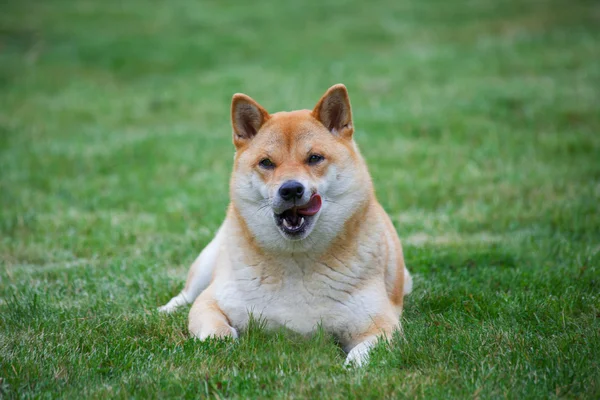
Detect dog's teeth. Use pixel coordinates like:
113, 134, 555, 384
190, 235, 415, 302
282, 216, 306, 230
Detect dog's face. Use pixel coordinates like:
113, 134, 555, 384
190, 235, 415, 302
229, 85, 372, 253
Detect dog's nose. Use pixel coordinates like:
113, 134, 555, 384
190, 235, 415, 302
279, 180, 305, 201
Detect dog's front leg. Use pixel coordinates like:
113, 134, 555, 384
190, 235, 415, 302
188, 288, 238, 340
343, 316, 397, 367
345, 336, 378, 367
158, 232, 221, 313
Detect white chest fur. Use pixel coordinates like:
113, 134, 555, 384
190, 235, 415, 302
214, 246, 392, 339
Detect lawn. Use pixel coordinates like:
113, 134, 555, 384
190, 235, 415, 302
1, 0, 599, 398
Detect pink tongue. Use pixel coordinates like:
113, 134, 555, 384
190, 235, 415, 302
297, 194, 322, 216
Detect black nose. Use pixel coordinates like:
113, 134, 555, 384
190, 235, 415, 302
279, 180, 305, 201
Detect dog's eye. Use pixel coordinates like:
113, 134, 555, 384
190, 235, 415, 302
307, 154, 325, 165
259, 158, 275, 169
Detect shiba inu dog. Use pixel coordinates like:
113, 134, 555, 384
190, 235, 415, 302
159, 84, 412, 366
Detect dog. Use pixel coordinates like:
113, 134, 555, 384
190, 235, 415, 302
159, 84, 412, 366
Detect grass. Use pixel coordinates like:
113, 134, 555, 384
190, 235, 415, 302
1, 0, 599, 397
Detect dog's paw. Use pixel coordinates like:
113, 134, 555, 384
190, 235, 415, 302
344, 340, 374, 367
157, 303, 178, 313
191, 325, 239, 341
157, 293, 189, 314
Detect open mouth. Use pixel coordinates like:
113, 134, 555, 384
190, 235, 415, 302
275, 194, 322, 236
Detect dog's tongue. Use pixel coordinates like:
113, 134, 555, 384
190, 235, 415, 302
297, 194, 322, 216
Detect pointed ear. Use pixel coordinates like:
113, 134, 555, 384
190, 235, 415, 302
231, 93, 270, 148
312, 84, 353, 138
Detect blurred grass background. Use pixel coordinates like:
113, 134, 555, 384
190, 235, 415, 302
1, 0, 599, 398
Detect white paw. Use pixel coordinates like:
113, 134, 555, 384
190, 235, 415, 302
192, 325, 238, 341
157, 293, 190, 314
344, 340, 375, 367
157, 303, 178, 313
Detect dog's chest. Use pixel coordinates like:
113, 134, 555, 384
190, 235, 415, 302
215, 255, 381, 335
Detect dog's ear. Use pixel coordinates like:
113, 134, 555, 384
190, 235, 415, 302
231, 93, 270, 148
312, 84, 353, 139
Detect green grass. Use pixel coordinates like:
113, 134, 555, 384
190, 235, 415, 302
1, 0, 599, 397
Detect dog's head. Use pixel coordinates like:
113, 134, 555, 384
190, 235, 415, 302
229, 84, 372, 253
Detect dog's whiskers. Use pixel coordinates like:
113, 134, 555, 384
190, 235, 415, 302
256, 199, 272, 215
324, 198, 351, 212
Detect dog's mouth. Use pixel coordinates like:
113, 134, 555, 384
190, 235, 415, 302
275, 194, 322, 237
